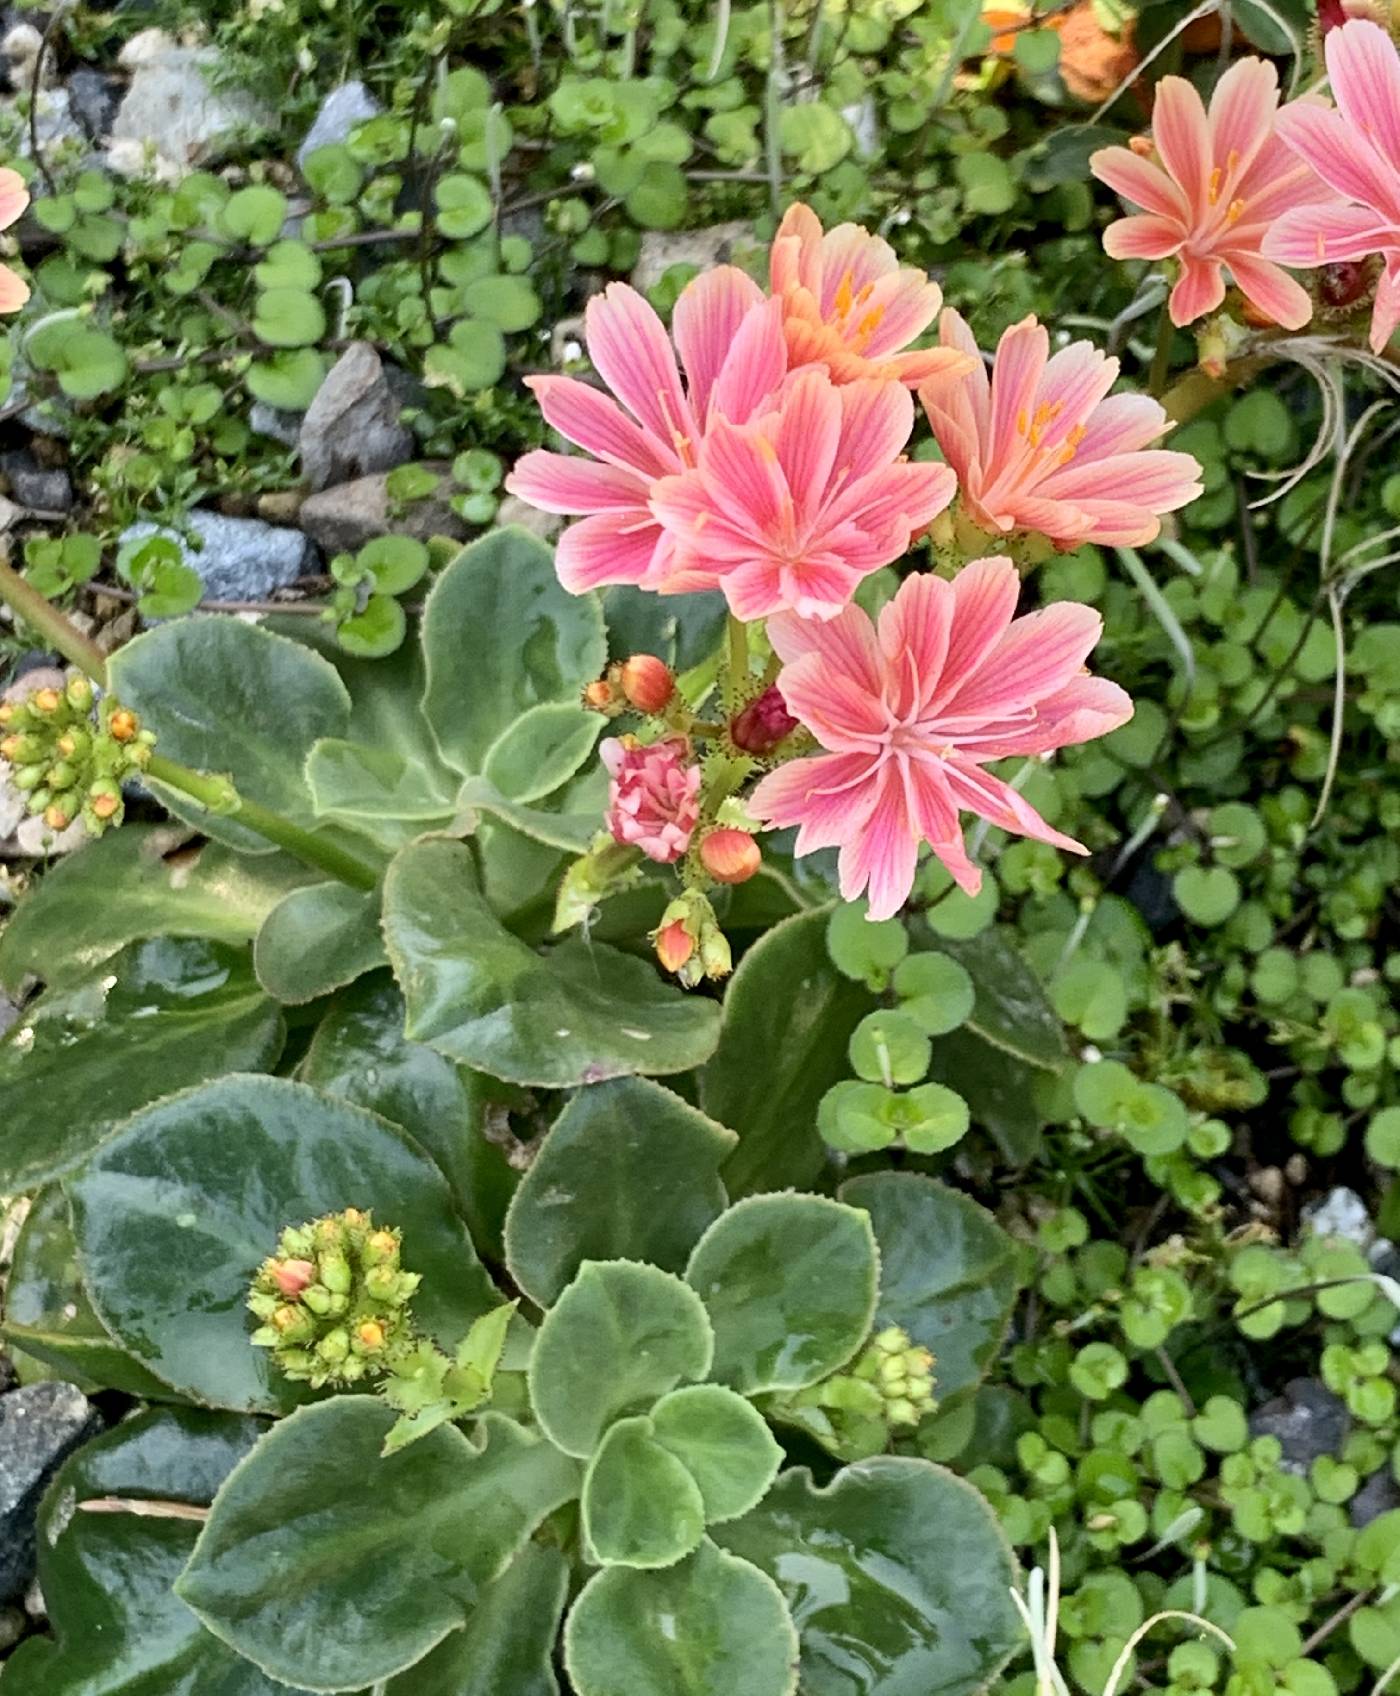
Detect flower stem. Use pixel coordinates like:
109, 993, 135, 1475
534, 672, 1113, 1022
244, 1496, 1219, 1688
1147, 301, 1176, 399
0, 554, 380, 890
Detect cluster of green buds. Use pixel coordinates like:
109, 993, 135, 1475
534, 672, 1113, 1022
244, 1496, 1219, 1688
0, 675, 156, 836
247, 1208, 420, 1389
774, 1325, 936, 1460
653, 887, 732, 987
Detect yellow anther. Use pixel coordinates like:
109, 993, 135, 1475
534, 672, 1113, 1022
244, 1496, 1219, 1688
1207, 165, 1222, 205
1016, 408, 1029, 437
834, 271, 855, 318
1226, 197, 1246, 225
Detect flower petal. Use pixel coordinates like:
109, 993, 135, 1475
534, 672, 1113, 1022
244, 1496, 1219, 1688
767, 601, 885, 691
708, 295, 789, 424
957, 675, 1134, 758
1371, 258, 1400, 351
0, 263, 30, 313
1169, 254, 1227, 326
943, 756, 1088, 854
1262, 199, 1399, 267
987, 317, 1049, 474
837, 759, 919, 920
1090, 146, 1190, 220
1274, 100, 1400, 222
832, 377, 915, 483
505, 450, 649, 514
527, 374, 674, 477
770, 201, 824, 297
877, 571, 953, 718
1326, 18, 1400, 166
926, 555, 1021, 715
776, 368, 842, 520
939, 600, 1104, 722
672, 265, 765, 421
584, 282, 696, 449
1208, 57, 1280, 189
1222, 251, 1314, 329
750, 748, 880, 853
1152, 76, 1212, 217
1103, 214, 1185, 261
555, 511, 669, 593
0, 168, 29, 232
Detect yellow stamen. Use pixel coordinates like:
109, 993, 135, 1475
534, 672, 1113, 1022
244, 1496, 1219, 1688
833, 270, 855, 319
1207, 165, 1222, 206
1016, 408, 1029, 437
1226, 197, 1245, 225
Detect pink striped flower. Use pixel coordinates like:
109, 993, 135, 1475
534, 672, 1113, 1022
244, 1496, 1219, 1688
769, 203, 975, 387
1091, 58, 1335, 329
1263, 19, 1400, 354
919, 311, 1203, 549
750, 558, 1133, 919
0, 169, 29, 313
601, 736, 701, 863
649, 368, 956, 622
505, 268, 786, 594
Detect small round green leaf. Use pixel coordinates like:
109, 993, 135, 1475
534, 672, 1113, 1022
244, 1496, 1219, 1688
685, 1195, 878, 1394
892, 951, 976, 1035
582, 1415, 707, 1569
219, 184, 289, 246
252, 286, 327, 348
529, 1260, 715, 1459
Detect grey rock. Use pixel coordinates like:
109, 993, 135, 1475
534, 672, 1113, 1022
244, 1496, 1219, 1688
0, 1382, 99, 1602
120, 510, 315, 606
1, 452, 72, 513
1351, 1467, 1400, 1528
1303, 1185, 1373, 1249
841, 95, 880, 160
23, 1577, 43, 1620
108, 43, 268, 180
630, 221, 757, 293
1250, 1377, 1349, 1474
5, 87, 85, 166
496, 493, 564, 544
299, 343, 417, 492
249, 401, 302, 449
297, 80, 380, 174
0, 992, 16, 1039
298, 469, 467, 555
67, 68, 123, 143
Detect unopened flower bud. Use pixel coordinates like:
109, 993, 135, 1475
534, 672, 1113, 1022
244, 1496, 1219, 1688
319, 1251, 353, 1296
47, 760, 76, 791
269, 1257, 316, 1298
107, 707, 139, 743
317, 1327, 350, 1364
87, 780, 122, 820
65, 676, 94, 713
730, 686, 798, 755
31, 688, 62, 717
272, 1304, 315, 1343
301, 1283, 336, 1315
583, 678, 623, 715
43, 801, 73, 832
886, 1396, 919, 1426
354, 1319, 386, 1354
618, 654, 674, 714
13, 764, 45, 793
364, 1230, 399, 1266
699, 828, 761, 885
655, 918, 694, 974
26, 788, 51, 816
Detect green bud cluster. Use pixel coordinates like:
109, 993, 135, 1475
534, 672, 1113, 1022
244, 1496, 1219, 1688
248, 1208, 421, 1389
847, 1326, 938, 1428
0, 676, 156, 836
774, 1325, 937, 1460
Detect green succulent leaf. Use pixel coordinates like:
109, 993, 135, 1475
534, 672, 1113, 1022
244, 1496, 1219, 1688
252, 881, 386, 1004
504, 1076, 736, 1308
177, 1402, 579, 1690
482, 702, 602, 803
715, 1460, 1021, 1696
685, 1194, 879, 1394
650, 1384, 783, 1523
529, 1260, 715, 1459
565, 1539, 799, 1696
0, 938, 283, 1192
582, 1414, 708, 1569
69, 1074, 499, 1411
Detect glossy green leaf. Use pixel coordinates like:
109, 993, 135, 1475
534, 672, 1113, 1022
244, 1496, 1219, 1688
565, 1539, 798, 1696
934, 928, 1067, 1071
298, 974, 520, 1252
715, 1461, 1020, 1696
529, 1260, 715, 1458
108, 617, 353, 853
385, 1543, 569, 1696
3, 1407, 295, 1696
651, 1384, 783, 1522
839, 1173, 1019, 1401
2, 1186, 171, 1398
701, 908, 875, 1195
253, 881, 386, 1004
504, 1077, 736, 1307
685, 1195, 878, 1394
0, 825, 315, 993
582, 1415, 707, 1569
482, 702, 602, 803
420, 528, 606, 775
382, 837, 720, 1086
0, 938, 283, 1191
930, 1029, 1043, 1165
70, 1074, 499, 1411
178, 1402, 579, 1690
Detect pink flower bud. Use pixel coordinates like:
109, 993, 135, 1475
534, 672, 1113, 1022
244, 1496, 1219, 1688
271, 1257, 316, 1298
618, 654, 674, 714
655, 919, 695, 974
730, 686, 797, 756
601, 736, 700, 864
700, 828, 761, 885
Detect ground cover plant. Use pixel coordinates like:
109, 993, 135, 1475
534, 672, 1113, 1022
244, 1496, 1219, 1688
2, 0, 1400, 1692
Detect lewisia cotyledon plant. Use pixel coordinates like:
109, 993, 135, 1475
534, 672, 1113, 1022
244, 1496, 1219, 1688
748, 557, 1133, 919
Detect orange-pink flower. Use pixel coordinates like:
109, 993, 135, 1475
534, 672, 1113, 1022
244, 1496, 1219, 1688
919, 311, 1203, 548
769, 203, 975, 387
505, 268, 786, 594
0, 169, 29, 312
750, 558, 1133, 919
1264, 20, 1400, 354
649, 368, 956, 622
1091, 58, 1335, 329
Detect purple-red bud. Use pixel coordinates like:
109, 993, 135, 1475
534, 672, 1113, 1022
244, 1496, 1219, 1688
730, 686, 798, 755
699, 828, 761, 885
618, 654, 674, 714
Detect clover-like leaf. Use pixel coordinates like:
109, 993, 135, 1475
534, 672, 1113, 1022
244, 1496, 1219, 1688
529, 1260, 714, 1459
685, 1195, 878, 1395
178, 1402, 579, 1691
565, 1539, 798, 1696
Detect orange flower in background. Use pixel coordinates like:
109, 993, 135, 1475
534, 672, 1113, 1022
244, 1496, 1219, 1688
0, 168, 29, 312
981, 2, 1140, 107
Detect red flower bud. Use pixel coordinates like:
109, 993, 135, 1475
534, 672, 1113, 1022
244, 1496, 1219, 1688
618, 654, 674, 714
731, 686, 798, 755
271, 1257, 316, 1298
583, 679, 617, 712
1318, 260, 1373, 310
700, 828, 761, 885
654, 919, 695, 974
